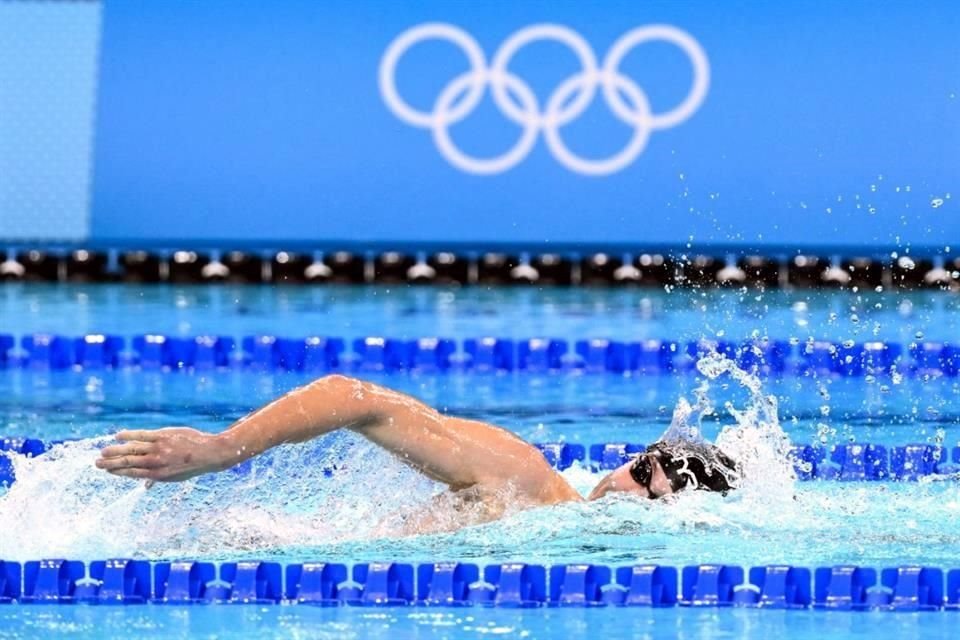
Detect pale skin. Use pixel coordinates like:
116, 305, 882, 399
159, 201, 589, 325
96, 375, 677, 525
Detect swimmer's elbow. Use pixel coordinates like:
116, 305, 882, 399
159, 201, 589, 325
304, 374, 371, 408
304, 373, 355, 394
304, 374, 390, 429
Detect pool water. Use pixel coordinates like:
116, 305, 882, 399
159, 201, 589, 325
0, 603, 953, 639
1, 284, 959, 638
2, 283, 958, 343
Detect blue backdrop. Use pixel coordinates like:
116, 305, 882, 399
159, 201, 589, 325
88, 0, 958, 251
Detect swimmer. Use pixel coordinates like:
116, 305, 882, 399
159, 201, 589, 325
96, 375, 738, 522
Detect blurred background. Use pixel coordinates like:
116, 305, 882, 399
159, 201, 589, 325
1, 0, 956, 254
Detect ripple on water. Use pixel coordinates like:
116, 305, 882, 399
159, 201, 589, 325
1, 354, 957, 568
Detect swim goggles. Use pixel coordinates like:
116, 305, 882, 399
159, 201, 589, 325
628, 450, 689, 498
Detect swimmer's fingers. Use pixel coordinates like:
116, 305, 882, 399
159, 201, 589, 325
116, 429, 162, 442
108, 468, 156, 480
95, 456, 133, 471
100, 442, 155, 458
96, 454, 162, 471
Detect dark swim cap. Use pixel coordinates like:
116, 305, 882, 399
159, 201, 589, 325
631, 441, 740, 495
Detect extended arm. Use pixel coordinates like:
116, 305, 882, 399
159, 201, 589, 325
96, 374, 571, 500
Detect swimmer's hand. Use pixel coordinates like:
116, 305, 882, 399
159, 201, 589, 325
95, 428, 231, 482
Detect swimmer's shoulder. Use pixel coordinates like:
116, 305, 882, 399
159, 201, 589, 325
451, 417, 581, 503
501, 450, 583, 505
540, 472, 584, 505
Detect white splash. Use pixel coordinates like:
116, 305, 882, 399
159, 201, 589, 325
696, 350, 797, 502
640, 350, 797, 503
0, 434, 443, 560
0, 353, 796, 562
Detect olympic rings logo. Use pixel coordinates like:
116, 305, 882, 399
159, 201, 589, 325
379, 23, 710, 176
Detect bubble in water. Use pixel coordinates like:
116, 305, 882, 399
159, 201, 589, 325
931, 198, 944, 208
816, 423, 835, 445
934, 429, 946, 448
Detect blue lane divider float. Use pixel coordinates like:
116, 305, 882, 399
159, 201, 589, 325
4, 334, 960, 376
0, 437, 50, 487
733, 566, 811, 608
787, 443, 960, 481
91, 560, 152, 603
350, 563, 416, 605
0, 335, 13, 368
286, 562, 348, 605
605, 565, 678, 607
0, 561, 21, 603
680, 565, 744, 606
132, 335, 237, 370
417, 562, 481, 606
21, 559, 153, 604
21, 560, 85, 603
0, 559, 958, 611
588, 443, 645, 470
3, 439, 959, 488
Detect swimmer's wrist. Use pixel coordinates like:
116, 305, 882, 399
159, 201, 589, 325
209, 431, 246, 472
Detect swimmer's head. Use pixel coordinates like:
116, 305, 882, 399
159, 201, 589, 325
587, 441, 739, 501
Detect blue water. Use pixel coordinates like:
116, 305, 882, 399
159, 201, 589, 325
2, 370, 958, 444
0, 603, 954, 639
2, 283, 958, 343
1, 284, 959, 638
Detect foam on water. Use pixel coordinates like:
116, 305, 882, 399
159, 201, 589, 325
0, 434, 447, 560
1, 353, 959, 567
